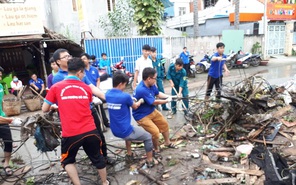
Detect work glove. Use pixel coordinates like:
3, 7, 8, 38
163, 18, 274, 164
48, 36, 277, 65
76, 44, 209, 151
138, 98, 145, 104
166, 96, 172, 103
92, 96, 103, 105
11, 118, 22, 126
132, 97, 137, 102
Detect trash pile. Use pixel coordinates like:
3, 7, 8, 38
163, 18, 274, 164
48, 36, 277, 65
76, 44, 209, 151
186, 74, 296, 184
20, 112, 61, 153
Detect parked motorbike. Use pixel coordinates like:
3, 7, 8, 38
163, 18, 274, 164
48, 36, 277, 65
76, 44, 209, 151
111, 57, 134, 85
188, 55, 196, 78
226, 50, 252, 69
249, 54, 262, 67
195, 53, 211, 74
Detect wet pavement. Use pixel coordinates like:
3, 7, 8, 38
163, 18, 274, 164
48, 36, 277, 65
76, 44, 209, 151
1, 56, 296, 184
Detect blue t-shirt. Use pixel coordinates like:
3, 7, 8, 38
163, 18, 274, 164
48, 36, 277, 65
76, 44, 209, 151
132, 81, 159, 121
29, 78, 44, 89
85, 66, 100, 86
52, 68, 91, 85
208, 52, 227, 78
106, 88, 134, 138
180, 51, 190, 64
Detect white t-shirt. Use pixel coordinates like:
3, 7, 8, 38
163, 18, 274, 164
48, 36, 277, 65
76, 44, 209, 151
135, 56, 153, 83
10, 80, 23, 90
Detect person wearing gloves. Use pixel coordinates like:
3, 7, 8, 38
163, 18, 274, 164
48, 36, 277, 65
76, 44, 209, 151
42, 58, 109, 185
167, 58, 189, 118
106, 71, 154, 167
133, 67, 177, 155
10, 75, 23, 97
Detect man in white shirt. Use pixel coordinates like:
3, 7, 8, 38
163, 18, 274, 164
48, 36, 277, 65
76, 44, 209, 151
132, 45, 153, 90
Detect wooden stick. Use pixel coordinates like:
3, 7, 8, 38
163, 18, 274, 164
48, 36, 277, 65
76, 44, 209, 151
138, 168, 168, 185
196, 178, 239, 185
29, 87, 44, 100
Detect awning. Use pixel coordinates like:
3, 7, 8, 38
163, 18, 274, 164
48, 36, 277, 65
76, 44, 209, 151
161, 0, 173, 8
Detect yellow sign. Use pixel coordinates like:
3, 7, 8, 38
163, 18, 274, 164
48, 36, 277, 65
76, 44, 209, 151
0, 4, 44, 37
77, 0, 90, 32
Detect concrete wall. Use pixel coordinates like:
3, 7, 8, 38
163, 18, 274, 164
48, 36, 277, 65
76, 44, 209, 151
41, 0, 107, 43
186, 17, 256, 37
164, 35, 264, 61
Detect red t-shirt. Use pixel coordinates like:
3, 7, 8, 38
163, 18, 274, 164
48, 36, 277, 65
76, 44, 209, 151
45, 77, 96, 137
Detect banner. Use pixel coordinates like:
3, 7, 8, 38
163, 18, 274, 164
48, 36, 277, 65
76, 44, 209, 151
267, 1, 296, 20
77, 0, 90, 32
0, 4, 44, 37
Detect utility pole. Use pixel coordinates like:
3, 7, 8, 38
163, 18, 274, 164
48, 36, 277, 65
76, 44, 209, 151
234, 0, 240, 30
193, 0, 199, 37
263, 0, 268, 60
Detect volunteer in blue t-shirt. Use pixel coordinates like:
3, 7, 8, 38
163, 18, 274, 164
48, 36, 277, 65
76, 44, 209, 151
205, 42, 230, 100
179, 47, 190, 77
29, 74, 46, 97
106, 71, 154, 167
132, 67, 177, 154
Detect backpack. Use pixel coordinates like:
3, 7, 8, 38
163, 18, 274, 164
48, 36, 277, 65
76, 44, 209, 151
34, 123, 60, 152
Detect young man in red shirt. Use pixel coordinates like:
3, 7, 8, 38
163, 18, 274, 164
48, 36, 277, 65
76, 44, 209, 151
42, 58, 108, 185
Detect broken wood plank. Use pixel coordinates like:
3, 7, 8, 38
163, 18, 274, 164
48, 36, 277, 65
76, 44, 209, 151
202, 155, 264, 176
196, 178, 239, 185
251, 139, 287, 145
138, 168, 167, 185
272, 105, 292, 118
208, 147, 235, 152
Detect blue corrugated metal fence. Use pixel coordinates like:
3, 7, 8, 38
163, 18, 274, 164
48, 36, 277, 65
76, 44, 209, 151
84, 37, 163, 73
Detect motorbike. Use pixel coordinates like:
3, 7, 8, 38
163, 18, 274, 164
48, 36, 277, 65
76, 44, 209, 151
195, 53, 211, 74
249, 54, 262, 67
188, 55, 196, 78
111, 57, 134, 85
226, 50, 252, 69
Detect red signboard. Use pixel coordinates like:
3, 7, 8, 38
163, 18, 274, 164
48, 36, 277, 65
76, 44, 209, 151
267, 1, 296, 20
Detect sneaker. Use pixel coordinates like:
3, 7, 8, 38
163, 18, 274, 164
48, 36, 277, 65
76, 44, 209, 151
105, 157, 116, 165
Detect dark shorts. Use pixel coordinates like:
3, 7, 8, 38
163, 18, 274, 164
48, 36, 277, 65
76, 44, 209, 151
60, 129, 105, 169
0, 124, 12, 153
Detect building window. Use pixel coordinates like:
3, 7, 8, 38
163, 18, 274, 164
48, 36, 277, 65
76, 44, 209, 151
107, 0, 116, 11
72, 0, 77, 11
179, 7, 186, 16
204, 0, 230, 8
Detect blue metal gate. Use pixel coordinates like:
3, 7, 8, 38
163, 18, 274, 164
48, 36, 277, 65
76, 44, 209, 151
84, 37, 163, 73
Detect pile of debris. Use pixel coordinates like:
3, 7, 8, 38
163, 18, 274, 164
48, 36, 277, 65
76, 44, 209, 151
186, 74, 296, 184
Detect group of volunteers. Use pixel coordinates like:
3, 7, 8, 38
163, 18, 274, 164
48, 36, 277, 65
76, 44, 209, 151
0, 42, 229, 185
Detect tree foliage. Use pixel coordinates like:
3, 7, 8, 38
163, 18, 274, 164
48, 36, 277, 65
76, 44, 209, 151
131, 0, 164, 35
98, 0, 134, 37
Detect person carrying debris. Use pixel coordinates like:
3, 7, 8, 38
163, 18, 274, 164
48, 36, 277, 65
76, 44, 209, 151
167, 58, 189, 118
150, 47, 169, 111
106, 71, 154, 167
205, 42, 230, 101
42, 58, 109, 185
133, 67, 177, 155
